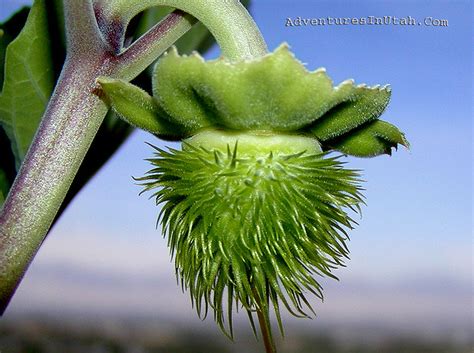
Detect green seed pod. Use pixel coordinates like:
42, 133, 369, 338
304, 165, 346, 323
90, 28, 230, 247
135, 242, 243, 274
139, 130, 363, 336
97, 44, 408, 338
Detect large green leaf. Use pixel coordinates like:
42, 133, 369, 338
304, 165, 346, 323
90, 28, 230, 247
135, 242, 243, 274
0, 7, 30, 203
0, 0, 54, 168
0, 8, 30, 87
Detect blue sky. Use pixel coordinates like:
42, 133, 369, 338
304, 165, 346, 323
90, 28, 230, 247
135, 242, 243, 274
1, 0, 472, 341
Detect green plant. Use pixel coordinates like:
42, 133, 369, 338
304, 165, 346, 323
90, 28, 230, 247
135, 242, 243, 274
0, 1, 407, 352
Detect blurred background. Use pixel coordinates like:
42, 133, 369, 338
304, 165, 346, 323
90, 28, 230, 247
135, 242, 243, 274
1, 0, 472, 352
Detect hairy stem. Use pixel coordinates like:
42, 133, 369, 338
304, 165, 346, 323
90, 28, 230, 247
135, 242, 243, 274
64, 0, 104, 54
115, 10, 196, 80
0, 1, 196, 314
0, 55, 110, 313
0, 0, 107, 314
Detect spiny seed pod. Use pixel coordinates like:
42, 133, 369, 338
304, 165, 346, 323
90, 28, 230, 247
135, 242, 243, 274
140, 131, 363, 335
97, 44, 408, 337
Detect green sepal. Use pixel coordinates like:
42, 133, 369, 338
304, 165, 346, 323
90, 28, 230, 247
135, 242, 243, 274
152, 44, 355, 133
308, 84, 391, 141
326, 120, 409, 157
97, 77, 186, 140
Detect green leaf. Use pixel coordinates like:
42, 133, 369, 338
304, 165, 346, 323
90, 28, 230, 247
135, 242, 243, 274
152, 44, 354, 133
97, 76, 185, 139
326, 120, 409, 157
0, 7, 30, 87
0, 0, 54, 168
308, 84, 392, 141
0, 7, 30, 203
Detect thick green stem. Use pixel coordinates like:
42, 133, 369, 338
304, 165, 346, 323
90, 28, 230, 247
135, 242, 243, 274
102, 0, 268, 60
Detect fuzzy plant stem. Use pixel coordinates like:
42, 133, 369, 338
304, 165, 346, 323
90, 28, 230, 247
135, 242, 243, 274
0, 0, 268, 320
0, 1, 195, 314
0, 0, 105, 313
100, 0, 268, 61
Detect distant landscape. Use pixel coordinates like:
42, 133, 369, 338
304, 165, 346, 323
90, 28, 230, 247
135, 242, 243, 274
1, 313, 471, 353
